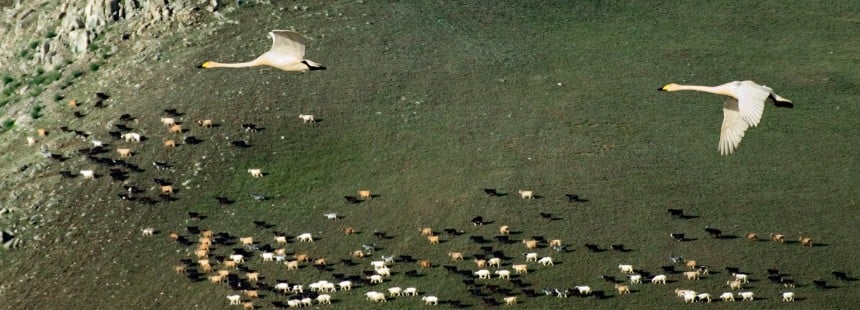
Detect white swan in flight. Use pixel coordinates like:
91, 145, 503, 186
659, 81, 793, 155
200, 30, 324, 72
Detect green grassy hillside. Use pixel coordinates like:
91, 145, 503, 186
1, 1, 858, 309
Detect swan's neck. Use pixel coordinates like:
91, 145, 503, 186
674, 84, 734, 97
206, 59, 261, 68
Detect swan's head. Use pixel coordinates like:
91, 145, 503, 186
659, 83, 681, 91
198, 61, 215, 68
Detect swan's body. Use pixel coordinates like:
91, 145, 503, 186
659, 81, 793, 155
200, 30, 324, 72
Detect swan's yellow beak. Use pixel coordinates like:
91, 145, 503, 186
658, 85, 669, 91
198, 61, 213, 69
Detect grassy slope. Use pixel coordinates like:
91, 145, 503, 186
1, 1, 859, 309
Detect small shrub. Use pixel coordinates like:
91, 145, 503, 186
70, 70, 83, 78
0, 97, 10, 108
29, 41, 39, 49
35, 67, 45, 75
30, 104, 43, 119
88, 63, 100, 72
45, 30, 57, 38
53, 94, 64, 102
2, 119, 14, 131
28, 86, 44, 97
18, 49, 29, 58
1, 76, 12, 85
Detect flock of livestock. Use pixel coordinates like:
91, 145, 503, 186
27, 92, 852, 307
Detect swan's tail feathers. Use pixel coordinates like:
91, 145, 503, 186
302, 60, 326, 71
770, 93, 794, 108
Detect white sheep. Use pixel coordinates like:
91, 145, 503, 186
504, 296, 518, 305
141, 227, 154, 236
488, 257, 501, 268
227, 294, 241, 305
121, 132, 141, 142
299, 114, 316, 124
683, 270, 700, 280
80, 170, 95, 179
781, 292, 794, 302
739, 291, 754, 301
733, 273, 749, 283
286, 300, 300, 308
316, 294, 332, 304
574, 285, 591, 296
301, 298, 312, 307
524, 252, 538, 262
297, 233, 313, 242
518, 190, 534, 199
495, 270, 511, 280
697, 293, 712, 303
229, 254, 245, 264
338, 280, 352, 291
160, 117, 176, 126
376, 267, 391, 277
261, 252, 274, 262
91, 139, 104, 147
619, 264, 634, 274
719, 292, 735, 302
319, 282, 336, 292
538, 256, 554, 266
403, 287, 418, 296
629, 274, 642, 284
365, 291, 386, 302
274, 283, 290, 294
388, 287, 403, 297
422, 296, 439, 306
248, 168, 263, 178
474, 269, 492, 279
371, 260, 386, 269
368, 274, 383, 284
27, 137, 36, 146
291, 284, 304, 293
323, 213, 338, 220
682, 291, 697, 303
651, 274, 667, 284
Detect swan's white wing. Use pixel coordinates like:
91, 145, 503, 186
720, 98, 749, 155
269, 30, 306, 61
735, 81, 769, 127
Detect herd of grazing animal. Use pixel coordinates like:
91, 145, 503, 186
20, 27, 836, 307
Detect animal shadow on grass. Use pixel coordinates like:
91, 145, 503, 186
216, 196, 235, 205
716, 235, 739, 240
566, 194, 589, 203
253, 220, 275, 229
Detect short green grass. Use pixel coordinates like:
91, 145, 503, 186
0, 1, 858, 309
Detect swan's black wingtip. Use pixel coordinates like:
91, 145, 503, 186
774, 101, 794, 108
657, 87, 667, 91
309, 66, 327, 71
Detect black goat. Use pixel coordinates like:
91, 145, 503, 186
667, 208, 684, 218
471, 216, 484, 226
483, 188, 498, 196
704, 226, 722, 238
670, 233, 686, 242
344, 195, 360, 204
583, 243, 601, 252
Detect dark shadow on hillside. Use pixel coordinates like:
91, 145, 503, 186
232, 140, 251, 148
253, 220, 275, 229
717, 235, 739, 240
566, 194, 589, 203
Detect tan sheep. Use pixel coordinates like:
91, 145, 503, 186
160, 185, 173, 195
523, 239, 538, 250
358, 190, 372, 200
117, 148, 132, 158
615, 284, 630, 294
244, 290, 259, 299
163, 139, 176, 148
427, 235, 440, 244
800, 237, 813, 247
548, 239, 562, 247
248, 168, 263, 178
474, 259, 487, 268
771, 233, 785, 243
419, 227, 433, 236
168, 124, 182, 134
246, 272, 259, 283
343, 227, 357, 235
512, 264, 528, 274
240, 236, 254, 246
37, 128, 48, 137
160, 117, 176, 127
294, 253, 310, 263
418, 260, 432, 268
285, 260, 299, 270
745, 232, 758, 241
196, 119, 214, 128
274, 235, 287, 244
499, 225, 510, 235
174, 265, 186, 274
448, 252, 464, 261
685, 260, 697, 270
